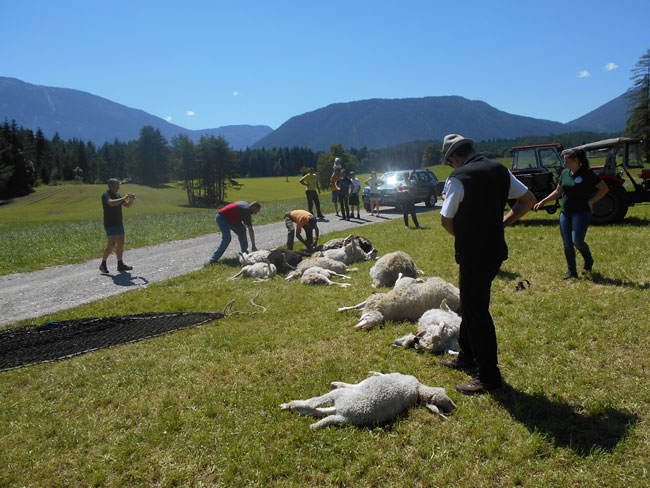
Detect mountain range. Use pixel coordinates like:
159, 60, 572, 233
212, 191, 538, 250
0, 77, 272, 150
1, 76, 632, 151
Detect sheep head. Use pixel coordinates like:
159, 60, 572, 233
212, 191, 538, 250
354, 310, 383, 329
418, 385, 456, 418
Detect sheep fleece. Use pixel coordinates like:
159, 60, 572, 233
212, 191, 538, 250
370, 277, 460, 320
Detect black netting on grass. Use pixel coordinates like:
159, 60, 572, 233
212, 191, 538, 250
0, 312, 225, 372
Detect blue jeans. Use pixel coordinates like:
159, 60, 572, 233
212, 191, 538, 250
210, 213, 248, 262
559, 211, 593, 273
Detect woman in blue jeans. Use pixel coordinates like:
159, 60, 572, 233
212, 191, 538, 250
534, 148, 608, 279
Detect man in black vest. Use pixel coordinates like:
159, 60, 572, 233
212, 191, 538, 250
439, 134, 536, 394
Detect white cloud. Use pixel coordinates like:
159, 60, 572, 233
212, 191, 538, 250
604, 62, 619, 71
164, 115, 172, 121
233, 91, 239, 96
577, 70, 591, 78
186, 110, 195, 116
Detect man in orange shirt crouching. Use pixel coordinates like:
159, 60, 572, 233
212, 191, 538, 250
284, 209, 319, 251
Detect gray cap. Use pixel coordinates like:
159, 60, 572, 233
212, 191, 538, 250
441, 134, 473, 164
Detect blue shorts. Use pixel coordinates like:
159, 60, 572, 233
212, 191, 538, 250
105, 226, 125, 236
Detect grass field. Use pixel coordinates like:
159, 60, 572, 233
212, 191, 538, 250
1, 199, 649, 486
0, 168, 453, 275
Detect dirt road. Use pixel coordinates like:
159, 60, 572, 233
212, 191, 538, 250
1, 208, 434, 326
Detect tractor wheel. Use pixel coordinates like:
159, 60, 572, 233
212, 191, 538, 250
591, 183, 628, 225
424, 192, 437, 208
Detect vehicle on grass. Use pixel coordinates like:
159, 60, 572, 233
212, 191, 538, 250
361, 169, 439, 212
572, 137, 649, 224
510, 138, 649, 224
510, 143, 565, 214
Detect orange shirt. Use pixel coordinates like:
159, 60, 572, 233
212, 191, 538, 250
290, 210, 313, 232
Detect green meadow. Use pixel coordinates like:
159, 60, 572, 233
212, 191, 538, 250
0, 177, 649, 486
0, 168, 453, 275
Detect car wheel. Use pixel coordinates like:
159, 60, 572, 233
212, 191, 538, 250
424, 192, 437, 208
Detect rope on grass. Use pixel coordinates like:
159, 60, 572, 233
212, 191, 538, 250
0, 298, 266, 372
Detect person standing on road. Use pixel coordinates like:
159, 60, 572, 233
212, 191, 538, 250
284, 209, 319, 250
364, 171, 384, 216
397, 171, 421, 229
210, 201, 261, 263
439, 134, 536, 395
335, 168, 352, 220
330, 166, 341, 217
100, 178, 135, 274
533, 147, 608, 279
349, 171, 362, 219
299, 167, 324, 218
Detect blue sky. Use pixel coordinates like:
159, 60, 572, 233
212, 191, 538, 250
3, 0, 648, 130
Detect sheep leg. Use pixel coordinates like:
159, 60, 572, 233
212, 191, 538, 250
337, 300, 367, 312
227, 269, 245, 281
280, 390, 342, 414
329, 280, 351, 288
329, 271, 351, 280
310, 414, 348, 430
330, 381, 358, 389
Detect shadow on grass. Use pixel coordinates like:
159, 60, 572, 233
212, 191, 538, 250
589, 272, 650, 290
517, 218, 560, 228
493, 385, 638, 455
496, 269, 522, 281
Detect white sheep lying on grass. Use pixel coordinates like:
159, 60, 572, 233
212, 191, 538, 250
285, 257, 357, 281
300, 267, 351, 287
280, 371, 456, 429
227, 261, 277, 282
238, 249, 271, 266
338, 276, 460, 329
369, 250, 422, 288
314, 235, 377, 265
393, 299, 461, 353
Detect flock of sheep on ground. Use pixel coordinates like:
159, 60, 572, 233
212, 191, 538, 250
228, 235, 461, 429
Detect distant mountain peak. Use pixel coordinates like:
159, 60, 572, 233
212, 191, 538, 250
0, 77, 272, 149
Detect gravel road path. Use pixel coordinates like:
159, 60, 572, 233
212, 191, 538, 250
1, 208, 435, 326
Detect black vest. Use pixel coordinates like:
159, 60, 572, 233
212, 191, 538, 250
450, 154, 511, 266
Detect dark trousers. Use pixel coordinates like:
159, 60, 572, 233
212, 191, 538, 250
457, 260, 502, 384
338, 194, 350, 219
306, 190, 322, 217
401, 199, 419, 227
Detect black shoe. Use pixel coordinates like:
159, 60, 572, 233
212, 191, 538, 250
356, 214, 361, 219
439, 357, 478, 374
455, 378, 503, 395
317, 214, 325, 219
117, 263, 133, 272
562, 271, 578, 280
581, 257, 593, 275
99, 262, 109, 274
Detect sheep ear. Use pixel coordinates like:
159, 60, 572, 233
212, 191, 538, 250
425, 404, 449, 420
440, 298, 449, 311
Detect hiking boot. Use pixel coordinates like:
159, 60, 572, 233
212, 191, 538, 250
99, 262, 109, 274
562, 271, 579, 280
439, 357, 477, 374
455, 377, 503, 395
117, 262, 133, 272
